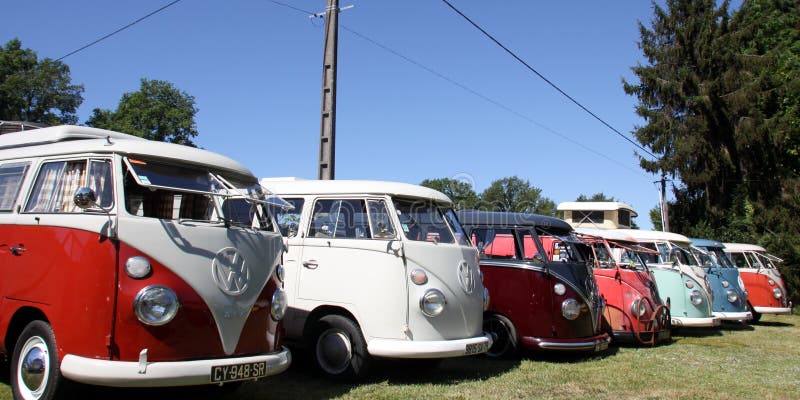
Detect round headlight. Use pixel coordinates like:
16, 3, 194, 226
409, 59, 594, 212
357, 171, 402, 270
420, 289, 446, 317
275, 264, 285, 283
410, 269, 428, 285
483, 287, 490, 311
125, 256, 151, 279
630, 299, 647, 319
768, 279, 775, 286
685, 280, 695, 289
773, 288, 782, 299
690, 290, 703, 306
721, 280, 730, 288
562, 298, 580, 320
726, 289, 738, 303
271, 288, 287, 320
134, 286, 179, 326
554, 283, 567, 296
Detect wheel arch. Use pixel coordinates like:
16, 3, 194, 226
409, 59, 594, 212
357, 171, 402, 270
4, 306, 50, 355
303, 305, 361, 344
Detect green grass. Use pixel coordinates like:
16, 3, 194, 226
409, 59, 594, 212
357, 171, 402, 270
2, 314, 798, 399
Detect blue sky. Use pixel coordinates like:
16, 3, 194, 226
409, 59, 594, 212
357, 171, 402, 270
3, 0, 724, 230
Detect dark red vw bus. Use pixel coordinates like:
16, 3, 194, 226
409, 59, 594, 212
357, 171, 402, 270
457, 211, 609, 357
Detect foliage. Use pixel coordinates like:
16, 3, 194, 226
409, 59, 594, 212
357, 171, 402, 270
0, 39, 84, 125
86, 78, 199, 146
626, 0, 800, 303
480, 176, 555, 216
575, 192, 616, 202
420, 178, 480, 210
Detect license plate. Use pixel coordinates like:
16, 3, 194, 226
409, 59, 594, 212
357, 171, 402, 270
465, 341, 489, 355
595, 341, 609, 352
210, 361, 269, 383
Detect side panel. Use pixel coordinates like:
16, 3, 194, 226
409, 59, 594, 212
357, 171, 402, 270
2, 223, 116, 359
740, 270, 786, 309
296, 236, 405, 340
482, 263, 550, 340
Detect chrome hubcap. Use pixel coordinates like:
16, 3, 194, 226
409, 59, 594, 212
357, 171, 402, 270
17, 336, 49, 399
316, 329, 352, 375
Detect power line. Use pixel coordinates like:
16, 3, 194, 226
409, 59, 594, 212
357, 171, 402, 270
267, 1, 646, 178
439, 0, 657, 160
266, 0, 647, 178
56, 0, 182, 61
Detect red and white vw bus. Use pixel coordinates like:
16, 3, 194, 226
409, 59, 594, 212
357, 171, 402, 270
0, 126, 290, 400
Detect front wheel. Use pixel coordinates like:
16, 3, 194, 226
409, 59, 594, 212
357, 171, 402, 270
747, 303, 762, 322
483, 313, 518, 358
11, 320, 63, 400
312, 315, 371, 381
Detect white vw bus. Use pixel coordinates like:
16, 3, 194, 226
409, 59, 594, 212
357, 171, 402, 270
0, 126, 290, 399
261, 178, 491, 380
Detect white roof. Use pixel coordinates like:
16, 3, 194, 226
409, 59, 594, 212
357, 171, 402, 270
260, 178, 452, 203
557, 201, 637, 216
574, 227, 637, 242
722, 243, 767, 252
0, 125, 254, 178
615, 228, 691, 245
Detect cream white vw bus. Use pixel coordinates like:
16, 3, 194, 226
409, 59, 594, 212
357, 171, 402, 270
0, 126, 290, 400
261, 178, 491, 380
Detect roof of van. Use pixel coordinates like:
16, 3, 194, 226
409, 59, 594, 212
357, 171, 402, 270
556, 201, 638, 216
574, 227, 637, 242
615, 228, 691, 244
260, 178, 452, 203
455, 210, 572, 232
722, 243, 766, 252
0, 125, 254, 177
690, 238, 725, 249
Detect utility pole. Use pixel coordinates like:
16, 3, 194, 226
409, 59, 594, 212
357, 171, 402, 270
657, 174, 670, 232
317, 0, 339, 180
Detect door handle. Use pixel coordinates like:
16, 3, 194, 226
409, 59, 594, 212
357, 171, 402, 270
302, 260, 319, 269
10, 246, 26, 256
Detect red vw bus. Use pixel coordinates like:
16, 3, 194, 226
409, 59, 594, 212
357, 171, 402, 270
457, 211, 609, 357
724, 243, 792, 321
576, 228, 671, 345
0, 126, 290, 399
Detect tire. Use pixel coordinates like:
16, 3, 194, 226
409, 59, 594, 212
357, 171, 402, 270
11, 320, 62, 400
747, 303, 762, 322
312, 315, 371, 380
483, 313, 518, 358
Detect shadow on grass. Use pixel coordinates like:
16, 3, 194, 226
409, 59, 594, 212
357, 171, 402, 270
670, 325, 725, 338
521, 345, 619, 364
751, 320, 794, 327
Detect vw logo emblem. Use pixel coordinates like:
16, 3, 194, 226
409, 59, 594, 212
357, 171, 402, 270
212, 247, 249, 296
457, 261, 475, 294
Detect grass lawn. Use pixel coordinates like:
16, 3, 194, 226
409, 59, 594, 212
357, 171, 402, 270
1, 313, 797, 399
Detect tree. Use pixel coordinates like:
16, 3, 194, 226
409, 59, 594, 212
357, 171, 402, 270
626, 0, 800, 304
420, 178, 479, 210
0, 39, 84, 125
575, 193, 617, 202
480, 176, 555, 215
86, 78, 199, 146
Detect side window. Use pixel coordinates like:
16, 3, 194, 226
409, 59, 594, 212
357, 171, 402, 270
367, 200, 395, 239
310, 199, 371, 239
521, 232, 540, 259
25, 159, 112, 213
275, 198, 305, 237
0, 162, 30, 211
472, 228, 518, 260
745, 252, 763, 269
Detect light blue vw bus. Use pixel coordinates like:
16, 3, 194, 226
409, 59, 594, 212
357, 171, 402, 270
690, 239, 752, 322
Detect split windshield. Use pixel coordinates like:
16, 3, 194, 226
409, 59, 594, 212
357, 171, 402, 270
393, 198, 469, 246
123, 157, 284, 230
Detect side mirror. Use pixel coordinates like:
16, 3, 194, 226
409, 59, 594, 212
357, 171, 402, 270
73, 187, 98, 209
704, 261, 713, 268
389, 240, 404, 256
532, 254, 544, 265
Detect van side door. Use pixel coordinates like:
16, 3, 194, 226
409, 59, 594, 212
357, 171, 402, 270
11, 158, 118, 356
0, 161, 32, 312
